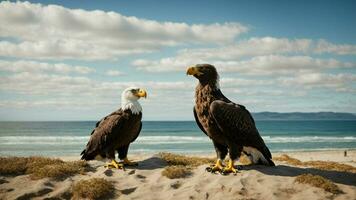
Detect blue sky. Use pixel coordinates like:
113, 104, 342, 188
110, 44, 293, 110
0, 0, 355, 121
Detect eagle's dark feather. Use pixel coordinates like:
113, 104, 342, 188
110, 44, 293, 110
193, 108, 208, 136
210, 100, 273, 164
81, 109, 142, 160
190, 64, 274, 166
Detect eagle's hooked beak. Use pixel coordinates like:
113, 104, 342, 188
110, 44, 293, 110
186, 66, 203, 76
136, 89, 147, 98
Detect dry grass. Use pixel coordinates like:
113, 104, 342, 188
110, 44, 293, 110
159, 153, 217, 179
159, 152, 214, 167
273, 154, 303, 165
161, 166, 192, 179
304, 160, 356, 173
0, 156, 89, 180
159, 152, 254, 167
31, 160, 88, 180
0, 157, 29, 175
25, 157, 65, 174
273, 154, 356, 173
295, 174, 342, 194
72, 178, 114, 200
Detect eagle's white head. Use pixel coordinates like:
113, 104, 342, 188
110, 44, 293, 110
121, 87, 147, 114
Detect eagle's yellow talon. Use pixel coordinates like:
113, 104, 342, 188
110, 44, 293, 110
221, 159, 238, 175
122, 157, 138, 166
206, 159, 224, 173
222, 166, 237, 174
106, 160, 124, 169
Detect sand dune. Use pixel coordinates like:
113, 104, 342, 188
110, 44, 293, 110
0, 150, 355, 200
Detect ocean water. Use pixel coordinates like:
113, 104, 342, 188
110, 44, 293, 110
0, 120, 355, 157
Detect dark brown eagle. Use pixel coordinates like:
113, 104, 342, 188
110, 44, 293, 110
81, 87, 147, 169
187, 64, 274, 174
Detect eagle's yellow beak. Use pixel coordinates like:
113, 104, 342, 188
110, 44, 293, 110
136, 89, 147, 98
186, 66, 202, 76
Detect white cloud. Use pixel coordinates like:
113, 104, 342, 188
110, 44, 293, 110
0, 71, 197, 114
0, 71, 194, 96
133, 55, 354, 75
0, 40, 152, 60
0, 70, 354, 117
0, 72, 93, 95
315, 39, 356, 55
0, 99, 112, 108
132, 36, 356, 73
132, 57, 195, 72
177, 37, 313, 60
106, 70, 125, 76
2, 69, 352, 103
0, 1, 248, 60
215, 56, 353, 75
220, 77, 274, 86
0, 60, 95, 74
279, 73, 356, 91
169, 37, 356, 61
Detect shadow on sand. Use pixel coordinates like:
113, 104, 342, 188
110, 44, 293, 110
125, 156, 168, 170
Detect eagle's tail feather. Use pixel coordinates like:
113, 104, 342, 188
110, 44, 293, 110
80, 149, 95, 160
266, 157, 275, 166
242, 146, 275, 166
262, 146, 275, 166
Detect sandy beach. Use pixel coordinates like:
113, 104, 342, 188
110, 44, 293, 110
1, 150, 355, 200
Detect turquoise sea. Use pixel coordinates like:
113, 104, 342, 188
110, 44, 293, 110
0, 120, 355, 157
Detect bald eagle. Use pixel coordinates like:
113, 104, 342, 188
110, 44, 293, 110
81, 87, 147, 169
187, 64, 274, 174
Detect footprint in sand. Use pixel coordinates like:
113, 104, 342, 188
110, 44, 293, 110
104, 169, 114, 177
16, 188, 53, 200
170, 181, 181, 189
120, 187, 137, 195
135, 174, 146, 179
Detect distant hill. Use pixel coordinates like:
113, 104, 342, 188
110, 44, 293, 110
251, 112, 356, 120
